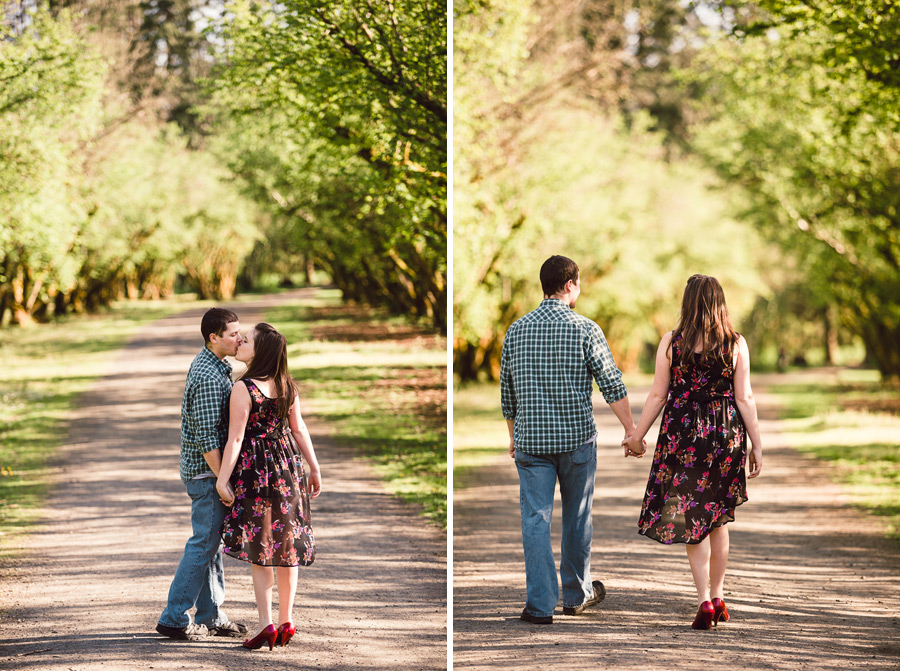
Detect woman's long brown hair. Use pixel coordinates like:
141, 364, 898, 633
672, 275, 738, 366
240, 323, 297, 420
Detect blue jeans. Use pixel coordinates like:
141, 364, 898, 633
158, 477, 229, 629
515, 439, 596, 617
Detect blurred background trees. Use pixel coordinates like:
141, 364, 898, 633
453, 0, 899, 381
0, 0, 446, 330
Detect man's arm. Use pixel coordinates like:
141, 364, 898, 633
202, 448, 222, 478
500, 332, 517, 458
192, 377, 227, 476
607, 397, 636, 437
584, 323, 634, 436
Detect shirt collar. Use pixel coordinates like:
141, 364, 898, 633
201, 345, 233, 373
540, 298, 572, 310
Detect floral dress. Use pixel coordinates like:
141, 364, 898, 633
221, 379, 316, 566
638, 334, 748, 545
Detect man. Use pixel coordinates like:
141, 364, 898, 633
156, 308, 248, 640
501, 255, 637, 624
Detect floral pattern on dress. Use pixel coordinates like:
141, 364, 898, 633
221, 380, 316, 566
638, 334, 748, 545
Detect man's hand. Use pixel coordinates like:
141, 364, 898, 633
622, 432, 647, 458
216, 478, 235, 506
508, 436, 516, 458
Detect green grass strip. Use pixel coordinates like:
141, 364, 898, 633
769, 369, 900, 542
266, 290, 447, 529
0, 299, 189, 563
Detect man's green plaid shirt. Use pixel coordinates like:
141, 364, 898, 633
501, 299, 627, 455
179, 346, 233, 483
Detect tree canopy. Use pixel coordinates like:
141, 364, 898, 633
454, 0, 899, 381
453, 0, 769, 379
684, 0, 900, 379
0, 1, 447, 331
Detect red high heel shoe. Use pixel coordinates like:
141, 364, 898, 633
712, 597, 729, 624
691, 601, 714, 630
243, 624, 277, 650
276, 622, 296, 647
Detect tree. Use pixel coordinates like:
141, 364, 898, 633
453, 0, 769, 379
206, 0, 447, 329
684, 7, 900, 380
0, 6, 104, 324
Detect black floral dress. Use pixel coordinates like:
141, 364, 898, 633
638, 334, 748, 545
221, 380, 316, 566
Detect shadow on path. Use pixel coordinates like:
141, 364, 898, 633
453, 384, 900, 671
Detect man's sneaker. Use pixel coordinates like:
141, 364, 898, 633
155, 622, 209, 640
562, 580, 606, 615
208, 621, 248, 638
520, 608, 553, 624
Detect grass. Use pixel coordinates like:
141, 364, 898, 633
452, 382, 507, 487
265, 289, 448, 528
769, 368, 900, 542
0, 298, 191, 563
0, 285, 447, 569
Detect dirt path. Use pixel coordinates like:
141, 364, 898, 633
0, 289, 446, 670
453, 381, 900, 670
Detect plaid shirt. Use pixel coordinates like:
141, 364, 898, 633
179, 346, 234, 483
501, 299, 627, 455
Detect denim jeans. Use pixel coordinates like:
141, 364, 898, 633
158, 477, 229, 629
515, 439, 596, 617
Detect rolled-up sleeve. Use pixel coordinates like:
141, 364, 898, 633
500, 330, 517, 420
584, 323, 627, 403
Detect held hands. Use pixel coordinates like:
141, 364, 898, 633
508, 436, 516, 459
216, 478, 235, 507
622, 432, 647, 458
307, 470, 322, 498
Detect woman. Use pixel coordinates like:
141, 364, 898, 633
216, 323, 322, 650
623, 275, 762, 630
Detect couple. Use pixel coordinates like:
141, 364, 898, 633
155, 308, 322, 651
501, 256, 763, 629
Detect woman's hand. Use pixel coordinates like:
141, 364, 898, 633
622, 433, 647, 458
216, 478, 235, 506
307, 470, 322, 499
748, 443, 763, 478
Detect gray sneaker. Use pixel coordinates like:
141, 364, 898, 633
562, 580, 606, 615
155, 622, 209, 640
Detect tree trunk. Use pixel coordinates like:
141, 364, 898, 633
12, 265, 33, 326
823, 305, 837, 365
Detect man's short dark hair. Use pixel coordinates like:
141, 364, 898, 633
540, 256, 579, 296
201, 307, 239, 342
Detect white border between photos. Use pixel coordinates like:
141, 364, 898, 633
446, 0, 454, 668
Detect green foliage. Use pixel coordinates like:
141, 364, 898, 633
1, 2, 444, 331
0, 4, 268, 324
684, 17, 900, 379
206, 0, 447, 330
453, 0, 770, 379
0, 6, 105, 321
722, 0, 900, 103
